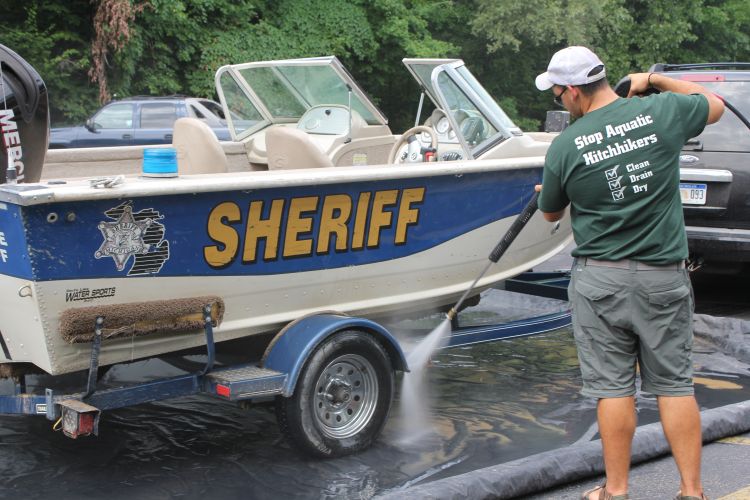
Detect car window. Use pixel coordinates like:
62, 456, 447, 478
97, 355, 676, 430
140, 102, 178, 128
218, 71, 264, 137
95, 103, 134, 129
693, 81, 750, 152
198, 99, 227, 120
190, 105, 206, 119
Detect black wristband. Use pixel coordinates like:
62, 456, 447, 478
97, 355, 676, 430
647, 72, 654, 88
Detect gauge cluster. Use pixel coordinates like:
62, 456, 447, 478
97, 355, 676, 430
415, 115, 457, 150
427, 116, 457, 143
398, 109, 481, 162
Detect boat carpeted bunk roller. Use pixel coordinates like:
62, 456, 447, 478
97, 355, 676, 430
59, 296, 225, 343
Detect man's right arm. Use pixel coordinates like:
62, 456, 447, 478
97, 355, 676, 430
626, 72, 725, 124
534, 184, 566, 222
536, 151, 570, 223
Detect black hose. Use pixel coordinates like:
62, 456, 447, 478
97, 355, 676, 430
723, 98, 750, 131
448, 191, 540, 320
489, 191, 539, 263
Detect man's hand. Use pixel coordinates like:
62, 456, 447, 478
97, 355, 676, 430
625, 73, 653, 97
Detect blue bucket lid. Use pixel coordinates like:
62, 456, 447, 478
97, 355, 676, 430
143, 147, 178, 177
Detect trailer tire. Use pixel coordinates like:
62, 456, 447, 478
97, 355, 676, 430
275, 330, 394, 458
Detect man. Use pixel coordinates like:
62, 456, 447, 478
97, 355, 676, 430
535, 46, 724, 500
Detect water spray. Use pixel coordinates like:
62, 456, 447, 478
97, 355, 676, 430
397, 190, 541, 444
446, 191, 540, 322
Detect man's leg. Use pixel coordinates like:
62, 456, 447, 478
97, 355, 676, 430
597, 396, 636, 496
658, 395, 704, 497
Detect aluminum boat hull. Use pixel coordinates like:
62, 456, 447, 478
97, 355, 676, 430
0, 158, 571, 375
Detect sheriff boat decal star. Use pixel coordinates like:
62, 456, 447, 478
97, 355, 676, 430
95, 202, 170, 275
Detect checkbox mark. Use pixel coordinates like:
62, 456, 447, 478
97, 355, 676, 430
608, 176, 622, 190
612, 187, 626, 201
605, 165, 619, 180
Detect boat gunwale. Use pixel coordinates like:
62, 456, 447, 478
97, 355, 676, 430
0, 156, 545, 206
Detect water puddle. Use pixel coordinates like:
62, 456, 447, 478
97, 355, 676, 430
0, 289, 748, 499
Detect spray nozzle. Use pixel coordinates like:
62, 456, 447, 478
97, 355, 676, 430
446, 308, 457, 321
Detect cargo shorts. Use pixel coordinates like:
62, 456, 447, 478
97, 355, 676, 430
568, 258, 695, 398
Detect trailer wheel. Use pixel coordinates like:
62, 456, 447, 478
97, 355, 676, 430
275, 330, 394, 458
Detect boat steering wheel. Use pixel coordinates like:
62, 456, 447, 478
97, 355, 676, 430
387, 125, 438, 164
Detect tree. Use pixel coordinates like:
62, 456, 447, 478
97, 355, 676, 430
0, 1, 96, 124
90, 0, 147, 104
471, 0, 631, 130
681, 0, 750, 62
3, 0, 750, 130
470, 0, 750, 129
108, 0, 457, 131
350, 0, 458, 129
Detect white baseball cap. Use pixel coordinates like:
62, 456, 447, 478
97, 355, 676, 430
535, 46, 606, 91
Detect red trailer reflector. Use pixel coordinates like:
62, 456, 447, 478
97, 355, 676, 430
680, 74, 725, 82
58, 399, 101, 439
216, 384, 231, 397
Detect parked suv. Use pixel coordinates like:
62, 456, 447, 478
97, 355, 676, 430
649, 63, 750, 272
49, 96, 232, 148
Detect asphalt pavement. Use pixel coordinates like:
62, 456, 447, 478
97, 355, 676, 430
524, 431, 750, 500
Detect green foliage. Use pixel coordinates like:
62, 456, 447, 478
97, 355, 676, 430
109, 0, 258, 99
349, 0, 458, 129
194, 0, 378, 97
599, 0, 703, 75
682, 0, 750, 61
472, 0, 750, 130
0, 1, 97, 124
2, 0, 750, 130
473, 0, 628, 53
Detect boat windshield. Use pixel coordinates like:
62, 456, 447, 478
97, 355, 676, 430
407, 61, 445, 102
454, 66, 516, 132
215, 57, 387, 140
403, 59, 519, 157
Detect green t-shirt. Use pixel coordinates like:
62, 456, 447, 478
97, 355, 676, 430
539, 92, 709, 264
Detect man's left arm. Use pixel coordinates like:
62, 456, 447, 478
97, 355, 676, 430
627, 72, 724, 124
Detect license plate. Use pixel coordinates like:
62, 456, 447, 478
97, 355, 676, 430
679, 183, 707, 205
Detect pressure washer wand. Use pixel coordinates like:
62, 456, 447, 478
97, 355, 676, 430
447, 191, 540, 321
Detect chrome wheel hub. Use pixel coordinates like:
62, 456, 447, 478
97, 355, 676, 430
313, 354, 378, 439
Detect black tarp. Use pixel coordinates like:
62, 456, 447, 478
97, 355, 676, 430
377, 400, 750, 500
377, 313, 750, 499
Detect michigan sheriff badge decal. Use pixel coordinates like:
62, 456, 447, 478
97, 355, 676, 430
95, 202, 170, 276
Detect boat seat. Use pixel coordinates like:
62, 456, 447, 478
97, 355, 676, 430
172, 117, 229, 174
266, 127, 334, 170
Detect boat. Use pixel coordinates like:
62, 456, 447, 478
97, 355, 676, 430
0, 53, 572, 377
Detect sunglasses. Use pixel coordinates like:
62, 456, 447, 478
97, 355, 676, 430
553, 86, 568, 107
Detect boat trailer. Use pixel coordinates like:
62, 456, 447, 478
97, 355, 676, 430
448, 271, 571, 347
0, 271, 570, 450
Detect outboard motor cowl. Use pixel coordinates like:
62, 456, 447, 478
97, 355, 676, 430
0, 43, 49, 184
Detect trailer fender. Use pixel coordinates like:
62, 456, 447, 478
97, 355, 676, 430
262, 312, 408, 397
